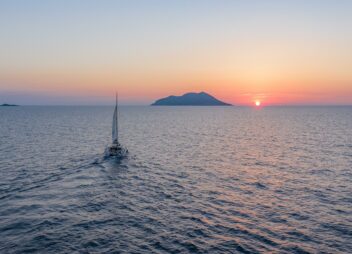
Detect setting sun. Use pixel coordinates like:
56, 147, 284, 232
255, 101, 261, 107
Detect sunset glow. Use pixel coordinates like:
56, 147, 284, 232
255, 101, 261, 107
0, 1, 352, 105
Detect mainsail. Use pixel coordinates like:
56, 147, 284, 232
112, 94, 118, 144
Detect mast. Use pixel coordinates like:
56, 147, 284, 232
112, 92, 118, 144
116, 92, 118, 144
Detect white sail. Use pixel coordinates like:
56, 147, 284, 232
112, 94, 118, 144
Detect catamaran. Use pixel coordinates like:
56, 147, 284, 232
105, 93, 128, 157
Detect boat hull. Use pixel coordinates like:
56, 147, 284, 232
105, 143, 128, 158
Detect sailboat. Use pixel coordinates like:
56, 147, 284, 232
105, 93, 128, 157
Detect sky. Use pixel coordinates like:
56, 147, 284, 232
0, 0, 351, 105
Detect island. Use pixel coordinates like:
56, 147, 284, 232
1, 103, 18, 106
151, 92, 232, 106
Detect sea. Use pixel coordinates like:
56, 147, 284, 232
0, 106, 351, 253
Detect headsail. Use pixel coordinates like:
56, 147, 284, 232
112, 93, 118, 144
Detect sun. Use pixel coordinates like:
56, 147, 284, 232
255, 101, 261, 107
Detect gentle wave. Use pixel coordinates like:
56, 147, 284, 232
0, 106, 351, 253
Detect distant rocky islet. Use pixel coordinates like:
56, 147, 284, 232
151, 92, 231, 106
1, 104, 18, 106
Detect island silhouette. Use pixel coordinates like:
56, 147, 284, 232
1, 103, 18, 107
151, 92, 231, 106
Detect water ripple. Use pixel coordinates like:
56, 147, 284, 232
0, 106, 351, 253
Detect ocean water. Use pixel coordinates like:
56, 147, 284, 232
0, 106, 351, 253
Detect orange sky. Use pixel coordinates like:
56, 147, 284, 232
0, 1, 351, 105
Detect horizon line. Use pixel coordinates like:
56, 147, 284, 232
3, 104, 352, 107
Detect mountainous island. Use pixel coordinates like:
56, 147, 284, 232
151, 92, 231, 106
1, 103, 18, 106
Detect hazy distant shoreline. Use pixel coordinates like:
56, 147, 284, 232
0, 104, 18, 107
